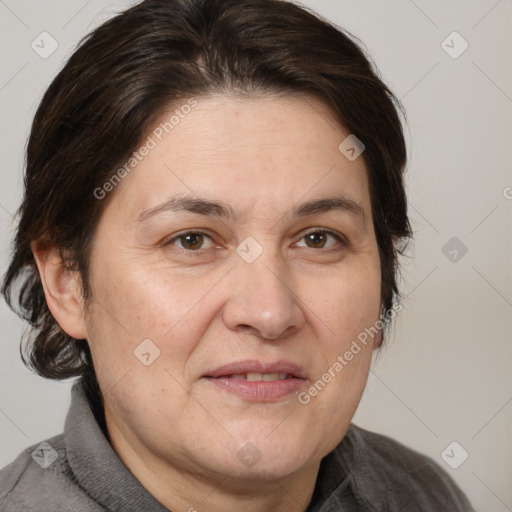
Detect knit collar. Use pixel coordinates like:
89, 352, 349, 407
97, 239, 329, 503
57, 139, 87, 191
64, 379, 169, 511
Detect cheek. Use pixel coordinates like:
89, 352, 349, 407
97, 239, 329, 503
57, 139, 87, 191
85, 258, 222, 367
91, 256, 163, 330
301, 266, 380, 418
309, 262, 381, 340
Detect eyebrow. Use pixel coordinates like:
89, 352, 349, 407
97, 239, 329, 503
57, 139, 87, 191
137, 195, 365, 223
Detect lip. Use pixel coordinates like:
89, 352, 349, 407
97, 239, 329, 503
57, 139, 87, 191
203, 359, 307, 379
202, 359, 308, 402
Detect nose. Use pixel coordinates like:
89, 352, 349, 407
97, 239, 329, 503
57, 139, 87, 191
221, 250, 306, 340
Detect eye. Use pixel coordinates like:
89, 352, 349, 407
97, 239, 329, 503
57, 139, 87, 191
166, 231, 215, 251
164, 229, 345, 253
295, 229, 345, 249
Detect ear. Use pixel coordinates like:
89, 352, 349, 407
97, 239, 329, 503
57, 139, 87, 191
31, 239, 88, 340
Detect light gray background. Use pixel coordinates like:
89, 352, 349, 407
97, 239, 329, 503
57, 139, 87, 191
0, 1, 511, 511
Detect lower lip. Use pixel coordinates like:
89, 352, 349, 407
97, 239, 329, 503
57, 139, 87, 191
203, 376, 306, 401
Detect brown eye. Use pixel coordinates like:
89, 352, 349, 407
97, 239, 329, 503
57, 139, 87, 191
305, 232, 327, 248
168, 232, 214, 251
296, 230, 344, 249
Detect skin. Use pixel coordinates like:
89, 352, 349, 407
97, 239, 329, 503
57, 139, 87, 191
34, 93, 383, 512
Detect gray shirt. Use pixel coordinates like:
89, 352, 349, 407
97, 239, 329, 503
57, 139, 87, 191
0, 379, 475, 511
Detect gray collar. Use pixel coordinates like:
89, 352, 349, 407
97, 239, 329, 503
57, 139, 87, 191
64, 379, 169, 511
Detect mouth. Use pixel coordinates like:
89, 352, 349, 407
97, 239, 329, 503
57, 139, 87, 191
202, 360, 307, 401
214, 372, 293, 381
203, 359, 307, 379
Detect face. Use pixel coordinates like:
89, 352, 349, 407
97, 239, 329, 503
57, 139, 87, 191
82, 94, 382, 485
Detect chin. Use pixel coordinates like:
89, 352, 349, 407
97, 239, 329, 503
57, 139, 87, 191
221, 429, 317, 480
223, 452, 313, 483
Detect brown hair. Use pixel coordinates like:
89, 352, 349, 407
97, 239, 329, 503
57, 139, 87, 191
2, 0, 411, 382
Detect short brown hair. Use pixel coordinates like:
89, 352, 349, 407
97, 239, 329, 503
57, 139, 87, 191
2, 0, 411, 381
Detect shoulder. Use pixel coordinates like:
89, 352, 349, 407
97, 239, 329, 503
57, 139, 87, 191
0, 434, 100, 512
341, 424, 475, 511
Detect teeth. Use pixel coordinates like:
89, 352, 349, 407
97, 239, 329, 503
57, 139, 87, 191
228, 373, 289, 381
248, 372, 281, 381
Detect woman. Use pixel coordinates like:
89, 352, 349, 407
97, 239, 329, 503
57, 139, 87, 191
0, 0, 475, 510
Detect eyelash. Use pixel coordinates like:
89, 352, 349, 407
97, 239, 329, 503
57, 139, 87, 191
163, 228, 347, 254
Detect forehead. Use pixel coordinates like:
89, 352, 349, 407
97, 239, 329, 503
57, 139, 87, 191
103, 93, 371, 222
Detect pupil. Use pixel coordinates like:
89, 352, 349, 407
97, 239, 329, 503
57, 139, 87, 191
184, 233, 202, 249
307, 232, 325, 248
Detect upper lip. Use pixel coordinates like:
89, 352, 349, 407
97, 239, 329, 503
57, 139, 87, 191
204, 360, 307, 379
